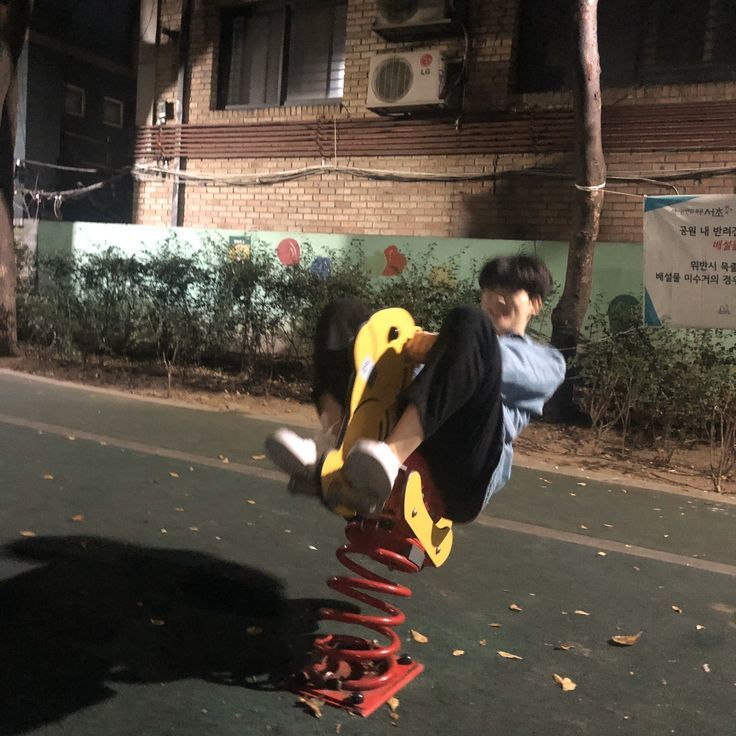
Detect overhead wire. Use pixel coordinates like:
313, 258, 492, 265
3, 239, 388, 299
15, 157, 736, 208
131, 160, 732, 194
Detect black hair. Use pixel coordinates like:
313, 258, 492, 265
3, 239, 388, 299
478, 254, 553, 301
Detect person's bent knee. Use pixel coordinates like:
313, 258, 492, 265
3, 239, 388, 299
442, 305, 494, 334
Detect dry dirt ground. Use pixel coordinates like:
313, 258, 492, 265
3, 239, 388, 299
1, 352, 732, 498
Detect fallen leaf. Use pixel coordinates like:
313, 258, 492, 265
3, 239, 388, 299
71, 514, 85, 522
489, 623, 502, 628
672, 605, 683, 614
169, 472, 179, 478
555, 643, 575, 651
43, 474, 54, 480
298, 696, 323, 719
509, 603, 523, 612
452, 649, 465, 656
251, 454, 266, 461
246, 626, 263, 635
609, 631, 643, 647
553, 673, 577, 692
410, 629, 428, 643
497, 650, 523, 660
387, 696, 400, 713
574, 610, 590, 616
20, 530, 36, 537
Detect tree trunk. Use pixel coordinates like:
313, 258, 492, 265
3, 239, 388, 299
548, 0, 606, 420
0, 0, 33, 357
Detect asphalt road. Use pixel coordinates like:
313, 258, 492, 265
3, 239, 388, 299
1, 369, 735, 736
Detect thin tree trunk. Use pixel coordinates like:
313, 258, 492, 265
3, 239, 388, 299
548, 0, 606, 420
0, 0, 33, 356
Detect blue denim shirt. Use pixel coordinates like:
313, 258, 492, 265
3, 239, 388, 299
483, 334, 566, 507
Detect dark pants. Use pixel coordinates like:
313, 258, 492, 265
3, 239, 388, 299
312, 298, 504, 523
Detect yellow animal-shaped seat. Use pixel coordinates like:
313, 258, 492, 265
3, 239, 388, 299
320, 308, 453, 568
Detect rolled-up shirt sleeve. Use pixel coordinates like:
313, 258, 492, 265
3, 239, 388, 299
498, 335, 566, 416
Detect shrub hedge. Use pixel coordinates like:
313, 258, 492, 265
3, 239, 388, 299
15, 238, 735, 490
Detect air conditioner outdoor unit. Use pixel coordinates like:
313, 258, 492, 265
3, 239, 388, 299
366, 49, 449, 114
375, 0, 450, 27
373, 0, 460, 40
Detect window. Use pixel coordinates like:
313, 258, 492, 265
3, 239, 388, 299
218, 0, 347, 108
514, 0, 736, 94
514, 0, 572, 93
654, 0, 707, 68
708, 0, 736, 65
103, 97, 125, 128
64, 84, 86, 117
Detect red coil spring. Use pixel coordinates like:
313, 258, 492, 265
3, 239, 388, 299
306, 520, 421, 691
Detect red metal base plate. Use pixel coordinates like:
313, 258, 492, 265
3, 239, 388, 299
297, 660, 424, 717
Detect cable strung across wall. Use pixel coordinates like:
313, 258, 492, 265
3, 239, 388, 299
132, 161, 736, 190
15, 158, 736, 208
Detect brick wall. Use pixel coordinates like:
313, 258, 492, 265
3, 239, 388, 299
134, 0, 736, 241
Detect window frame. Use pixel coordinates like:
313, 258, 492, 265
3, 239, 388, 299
637, 0, 736, 84
513, 0, 736, 95
64, 84, 86, 118
217, 0, 346, 110
102, 96, 125, 128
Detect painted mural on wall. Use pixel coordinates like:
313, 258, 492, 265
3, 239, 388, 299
33, 221, 644, 335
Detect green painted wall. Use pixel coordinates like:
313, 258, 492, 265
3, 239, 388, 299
36, 221, 643, 334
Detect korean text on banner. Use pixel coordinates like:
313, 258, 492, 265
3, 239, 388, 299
644, 194, 736, 329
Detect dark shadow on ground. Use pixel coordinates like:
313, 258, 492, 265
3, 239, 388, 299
0, 536, 349, 736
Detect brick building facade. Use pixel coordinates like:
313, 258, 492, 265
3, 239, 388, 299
133, 0, 736, 242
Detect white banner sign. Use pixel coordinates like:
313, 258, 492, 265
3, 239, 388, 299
644, 194, 736, 329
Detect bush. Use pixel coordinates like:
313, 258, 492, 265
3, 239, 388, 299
270, 242, 376, 366
372, 245, 479, 332
19, 253, 78, 357
17, 241, 735, 489
573, 298, 736, 490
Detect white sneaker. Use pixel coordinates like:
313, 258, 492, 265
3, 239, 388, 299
265, 428, 318, 478
342, 439, 401, 512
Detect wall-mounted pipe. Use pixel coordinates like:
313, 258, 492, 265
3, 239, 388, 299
171, 0, 193, 227
135, 0, 159, 127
